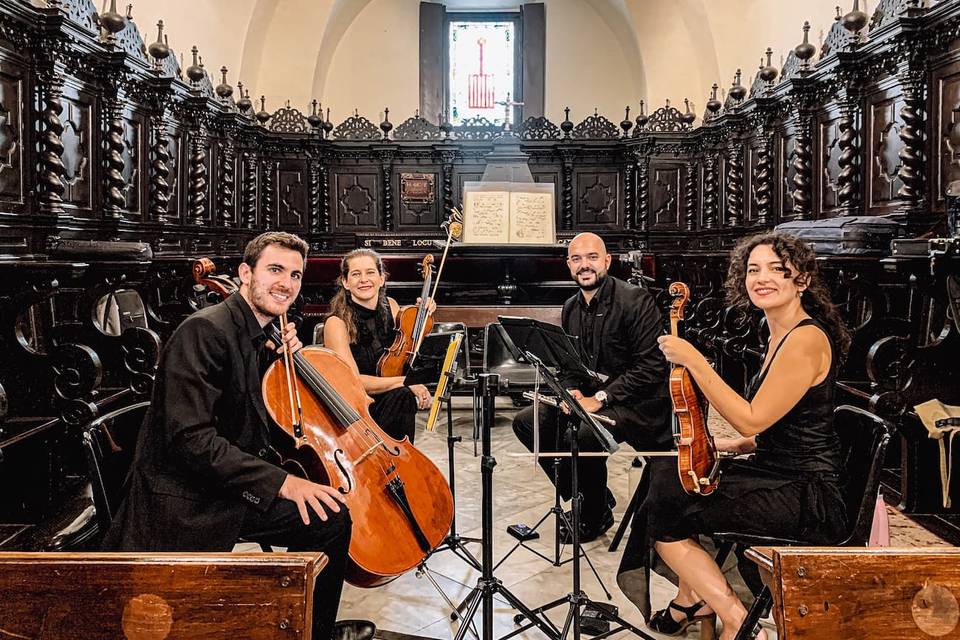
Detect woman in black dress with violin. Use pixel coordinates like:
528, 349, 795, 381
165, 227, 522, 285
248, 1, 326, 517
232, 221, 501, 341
324, 248, 434, 443
617, 233, 851, 640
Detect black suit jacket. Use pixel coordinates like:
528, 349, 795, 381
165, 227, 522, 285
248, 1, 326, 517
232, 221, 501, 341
103, 294, 287, 551
561, 276, 672, 449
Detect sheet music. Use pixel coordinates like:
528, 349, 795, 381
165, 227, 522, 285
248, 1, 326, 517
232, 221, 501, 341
509, 192, 554, 244
463, 191, 510, 244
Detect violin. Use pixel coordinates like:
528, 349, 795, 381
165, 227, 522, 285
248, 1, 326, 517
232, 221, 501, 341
263, 320, 454, 587
378, 255, 435, 377
668, 282, 721, 495
192, 257, 239, 298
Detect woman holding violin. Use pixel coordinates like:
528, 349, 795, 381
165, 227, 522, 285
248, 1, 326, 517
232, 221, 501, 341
324, 248, 435, 443
618, 232, 850, 640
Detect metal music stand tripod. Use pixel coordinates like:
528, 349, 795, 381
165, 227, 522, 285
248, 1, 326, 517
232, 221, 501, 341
453, 371, 560, 640
406, 332, 483, 630
498, 317, 655, 640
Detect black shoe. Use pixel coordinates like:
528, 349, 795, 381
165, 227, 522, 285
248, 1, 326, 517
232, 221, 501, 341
558, 507, 614, 544
605, 488, 617, 510
333, 620, 377, 640
647, 600, 715, 636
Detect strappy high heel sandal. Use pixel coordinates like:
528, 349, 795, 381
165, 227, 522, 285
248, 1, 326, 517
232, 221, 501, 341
648, 600, 717, 639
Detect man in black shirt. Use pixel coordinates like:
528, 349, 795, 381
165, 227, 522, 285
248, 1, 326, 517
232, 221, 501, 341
105, 232, 374, 640
512, 232, 672, 542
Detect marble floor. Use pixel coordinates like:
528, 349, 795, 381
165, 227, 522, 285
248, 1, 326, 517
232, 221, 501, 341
330, 400, 951, 640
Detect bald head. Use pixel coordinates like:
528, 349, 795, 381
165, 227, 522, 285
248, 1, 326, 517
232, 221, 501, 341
567, 233, 611, 292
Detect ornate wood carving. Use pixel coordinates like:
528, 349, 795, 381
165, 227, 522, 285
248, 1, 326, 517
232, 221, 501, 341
753, 133, 773, 226
380, 151, 394, 231
821, 112, 842, 214
242, 151, 257, 228
393, 114, 442, 141
636, 160, 649, 232
623, 156, 635, 231
335, 173, 378, 228
572, 112, 619, 140
37, 73, 66, 214
188, 130, 207, 225
261, 159, 276, 230
897, 69, 926, 215
278, 165, 305, 230
332, 114, 380, 141
308, 158, 320, 236
0, 68, 24, 205
792, 114, 813, 219
103, 98, 126, 219
868, 95, 905, 212
439, 150, 454, 216
702, 154, 718, 229
726, 141, 743, 226
837, 97, 861, 216
651, 164, 680, 229
218, 139, 236, 227
577, 172, 619, 226
515, 116, 560, 141
684, 160, 698, 231
561, 151, 574, 230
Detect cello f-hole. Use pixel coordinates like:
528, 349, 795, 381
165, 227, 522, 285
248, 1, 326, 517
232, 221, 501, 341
333, 449, 354, 494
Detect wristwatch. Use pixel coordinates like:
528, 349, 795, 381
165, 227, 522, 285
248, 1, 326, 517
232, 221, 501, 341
594, 390, 608, 406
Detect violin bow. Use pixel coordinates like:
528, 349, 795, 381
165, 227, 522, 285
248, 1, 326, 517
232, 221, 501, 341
280, 313, 304, 435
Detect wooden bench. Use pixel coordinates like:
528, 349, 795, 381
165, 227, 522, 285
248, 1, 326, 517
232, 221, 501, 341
0, 551, 326, 639
746, 546, 960, 639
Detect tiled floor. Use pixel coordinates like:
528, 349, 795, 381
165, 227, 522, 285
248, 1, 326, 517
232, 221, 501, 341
329, 401, 950, 640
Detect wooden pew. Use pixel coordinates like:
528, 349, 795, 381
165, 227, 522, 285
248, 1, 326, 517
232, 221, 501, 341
0, 552, 326, 639
745, 547, 960, 639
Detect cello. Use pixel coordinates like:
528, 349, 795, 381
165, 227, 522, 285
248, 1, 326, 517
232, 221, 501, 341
377, 255, 435, 377
668, 282, 722, 495
263, 319, 454, 587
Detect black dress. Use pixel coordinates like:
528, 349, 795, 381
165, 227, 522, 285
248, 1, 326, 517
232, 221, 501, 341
617, 318, 847, 619
346, 298, 419, 443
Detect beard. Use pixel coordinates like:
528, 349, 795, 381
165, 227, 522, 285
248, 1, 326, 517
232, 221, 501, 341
247, 278, 295, 321
575, 268, 607, 291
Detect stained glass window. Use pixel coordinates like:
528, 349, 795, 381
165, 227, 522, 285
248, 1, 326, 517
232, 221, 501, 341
448, 20, 515, 127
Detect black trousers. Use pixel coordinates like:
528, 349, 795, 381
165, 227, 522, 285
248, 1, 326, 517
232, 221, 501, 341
512, 398, 671, 525
370, 386, 418, 443
240, 498, 352, 640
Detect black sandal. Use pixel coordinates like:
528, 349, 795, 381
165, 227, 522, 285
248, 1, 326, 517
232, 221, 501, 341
648, 599, 716, 636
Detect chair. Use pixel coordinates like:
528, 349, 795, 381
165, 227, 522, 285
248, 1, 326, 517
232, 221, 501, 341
82, 401, 152, 536
711, 404, 895, 640
83, 401, 274, 552
312, 321, 325, 346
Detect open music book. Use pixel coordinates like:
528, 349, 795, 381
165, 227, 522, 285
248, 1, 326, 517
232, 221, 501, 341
462, 182, 556, 245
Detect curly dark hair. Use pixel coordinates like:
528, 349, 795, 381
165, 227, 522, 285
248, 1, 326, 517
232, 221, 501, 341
724, 232, 851, 360
326, 248, 390, 344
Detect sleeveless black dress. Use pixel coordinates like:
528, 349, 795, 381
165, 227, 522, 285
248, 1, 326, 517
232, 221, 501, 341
346, 298, 418, 443
617, 318, 847, 619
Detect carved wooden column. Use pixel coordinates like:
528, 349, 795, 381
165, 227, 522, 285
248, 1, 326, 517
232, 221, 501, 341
242, 151, 258, 228
791, 112, 814, 220
218, 132, 236, 228
188, 120, 208, 226
261, 158, 276, 230
636, 157, 649, 232
836, 92, 861, 216
561, 149, 575, 230
308, 157, 320, 236
103, 72, 128, 220
702, 153, 719, 229
897, 67, 926, 216
319, 151, 331, 235
684, 160, 698, 231
439, 149, 455, 215
36, 64, 67, 214
623, 153, 636, 231
753, 131, 773, 226
149, 96, 171, 225
726, 140, 743, 226
379, 149, 396, 231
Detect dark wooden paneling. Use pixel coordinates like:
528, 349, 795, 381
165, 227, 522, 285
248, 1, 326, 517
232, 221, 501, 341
0, 61, 24, 210
865, 87, 905, 214
575, 169, 620, 228
333, 171, 379, 229
819, 105, 842, 217
650, 163, 682, 230
931, 52, 960, 214
278, 160, 308, 231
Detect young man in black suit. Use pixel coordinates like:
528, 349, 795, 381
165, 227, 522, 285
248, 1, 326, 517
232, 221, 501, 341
104, 232, 374, 640
512, 232, 672, 543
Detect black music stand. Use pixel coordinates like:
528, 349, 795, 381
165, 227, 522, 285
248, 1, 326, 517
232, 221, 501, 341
491, 319, 612, 596
406, 332, 484, 634
498, 316, 653, 640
